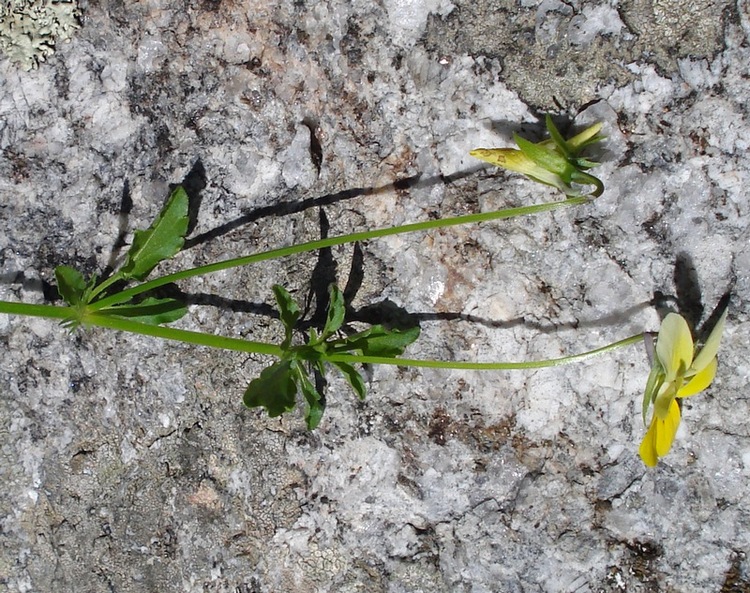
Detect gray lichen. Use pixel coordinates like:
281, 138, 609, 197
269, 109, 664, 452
0, 0, 80, 71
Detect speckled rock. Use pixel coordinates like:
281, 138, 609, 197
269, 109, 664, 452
1, 0, 749, 591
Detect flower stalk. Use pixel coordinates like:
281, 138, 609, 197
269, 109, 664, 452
0, 298, 644, 372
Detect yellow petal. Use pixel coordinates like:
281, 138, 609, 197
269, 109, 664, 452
678, 357, 718, 397
656, 314, 694, 381
691, 308, 728, 373
470, 148, 527, 170
470, 148, 565, 189
639, 419, 659, 467
654, 399, 681, 457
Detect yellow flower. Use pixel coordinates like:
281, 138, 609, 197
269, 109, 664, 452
470, 115, 605, 197
639, 309, 728, 466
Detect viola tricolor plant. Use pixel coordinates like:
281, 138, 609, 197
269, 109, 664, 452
0, 115, 729, 465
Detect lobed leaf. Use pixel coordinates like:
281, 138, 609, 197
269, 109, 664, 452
243, 360, 298, 417
120, 186, 189, 281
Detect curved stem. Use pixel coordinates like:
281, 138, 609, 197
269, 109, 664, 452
0, 300, 644, 370
89, 196, 589, 311
328, 334, 645, 369
84, 311, 645, 371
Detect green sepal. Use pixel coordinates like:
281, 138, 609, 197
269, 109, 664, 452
642, 358, 664, 425
98, 297, 188, 325
55, 265, 88, 306
321, 283, 345, 340
243, 359, 298, 417
331, 360, 367, 399
572, 156, 600, 170
545, 115, 572, 159
120, 186, 189, 281
272, 284, 301, 349
568, 128, 606, 154
514, 133, 570, 179
336, 325, 420, 357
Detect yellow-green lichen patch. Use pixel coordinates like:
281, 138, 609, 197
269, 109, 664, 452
0, 0, 80, 71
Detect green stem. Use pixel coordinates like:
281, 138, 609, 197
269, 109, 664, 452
327, 333, 645, 369
88, 272, 122, 301
87, 315, 642, 369
0, 299, 643, 369
0, 300, 74, 320
89, 195, 589, 311
84, 313, 283, 356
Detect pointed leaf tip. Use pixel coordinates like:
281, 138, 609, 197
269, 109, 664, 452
321, 284, 346, 339
120, 186, 189, 281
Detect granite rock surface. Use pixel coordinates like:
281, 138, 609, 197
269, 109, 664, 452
1, 0, 749, 591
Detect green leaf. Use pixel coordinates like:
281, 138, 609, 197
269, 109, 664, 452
293, 361, 325, 429
339, 325, 420, 357
99, 297, 188, 325
120, 186, 189, 281
305, 398, 325, 430
331, 360, 366, 399
243, 360, 298, 417
55, 265, 87, 306
272, 284, 301, 349
321, 283, 345, 339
